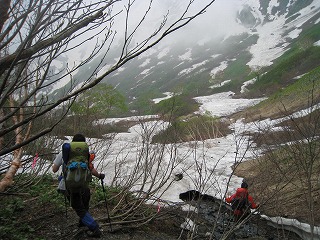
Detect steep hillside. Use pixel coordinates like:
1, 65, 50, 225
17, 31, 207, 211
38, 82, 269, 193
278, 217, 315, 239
231, 64, 320, 122
98, 0, 320, 114
47, 0, 320, 116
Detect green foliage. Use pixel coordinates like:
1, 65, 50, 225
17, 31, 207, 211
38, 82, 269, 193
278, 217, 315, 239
0, 197, 24, 219
207, 52, 252, 94
91, 181, 125, 205
274, 24, 320, 62
268, 65, 320, 102
152, 115, 231, 144
0, 174, 64, 240
0, 221, 36, 240
0, 174, 129, 239
223, 53, 252, 81
129, 90, 158, 115
151, 94, 199, 118
246, 65, 320, 118
22, 174, 66, 208
249, 46, 320, 95
71, 83, 128, 117
301, 23, 320, 42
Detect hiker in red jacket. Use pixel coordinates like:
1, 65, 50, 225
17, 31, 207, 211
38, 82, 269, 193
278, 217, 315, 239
226, 182, 259, 221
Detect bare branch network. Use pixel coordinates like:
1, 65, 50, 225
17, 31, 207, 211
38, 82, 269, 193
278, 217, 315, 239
0, 0, 216, 157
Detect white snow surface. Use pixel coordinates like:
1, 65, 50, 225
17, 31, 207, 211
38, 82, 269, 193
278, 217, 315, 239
179, 48, 192, 61
88, 97, 319, 239
43, 89, 319, 238
152, 92, 175, 104
210, 61, 228, 77
93, 115, 159, 125
209, 80, 231, 89
194, 91, 265, 116
245, 0, 320, 68
90, 92, 319, 205
178, 60, 209, 76
261, 215, 320, 240
241, 78, 256, 93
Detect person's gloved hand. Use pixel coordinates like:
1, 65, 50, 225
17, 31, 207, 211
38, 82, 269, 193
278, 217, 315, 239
99, 173, 105, 180
89, 151, 95, 161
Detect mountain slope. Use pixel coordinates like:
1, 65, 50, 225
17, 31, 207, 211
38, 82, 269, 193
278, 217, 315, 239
102, 0, 320, 110
51, 0, 320, 115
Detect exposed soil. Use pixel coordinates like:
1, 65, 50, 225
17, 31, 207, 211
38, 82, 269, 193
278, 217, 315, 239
234, 158, 320, 227
229, 93, 320, 229
1, 189, 303, 240
232, 109, 320, 227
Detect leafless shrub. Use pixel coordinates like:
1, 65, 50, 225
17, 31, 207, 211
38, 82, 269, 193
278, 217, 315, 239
0, 0, 216, 191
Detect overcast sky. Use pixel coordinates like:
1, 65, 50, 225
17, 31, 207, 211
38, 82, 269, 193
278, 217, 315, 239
110, 0, 245, 46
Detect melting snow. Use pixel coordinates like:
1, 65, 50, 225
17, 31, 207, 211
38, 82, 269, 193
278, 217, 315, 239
194, 91, 265, 116
246, 0, 320, 68
51, 89, 319, 239
178, 60, 209, 76
152, 92, 175, 104
157, 47, 170, 59
210, 61, 228, 77
209, 79, 231, 89
179, 48, 192, 61
241, 78, 256, 93
139, 58, 151, 68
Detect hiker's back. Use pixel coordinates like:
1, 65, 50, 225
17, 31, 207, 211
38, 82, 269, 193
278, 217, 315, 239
64, 142, 91, 192
231, 188, 250, 211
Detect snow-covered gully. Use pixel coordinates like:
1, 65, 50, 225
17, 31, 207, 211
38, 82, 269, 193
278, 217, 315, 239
94, 91, 320, 239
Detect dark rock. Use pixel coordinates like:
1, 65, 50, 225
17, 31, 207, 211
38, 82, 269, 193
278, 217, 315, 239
179, 190, 216, 202
178, 190, 302, 240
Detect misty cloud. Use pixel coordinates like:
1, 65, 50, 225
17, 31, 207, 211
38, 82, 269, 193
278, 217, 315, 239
110, 0, 245, 46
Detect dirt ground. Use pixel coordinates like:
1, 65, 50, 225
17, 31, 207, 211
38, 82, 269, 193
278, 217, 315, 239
234, 159, 320, 227
2, 191, 303, 240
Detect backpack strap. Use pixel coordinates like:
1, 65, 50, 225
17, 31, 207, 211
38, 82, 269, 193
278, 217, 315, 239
62, 142, 71, 164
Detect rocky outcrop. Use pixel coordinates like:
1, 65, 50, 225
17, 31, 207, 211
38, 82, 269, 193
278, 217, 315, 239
178, 190, 302, 240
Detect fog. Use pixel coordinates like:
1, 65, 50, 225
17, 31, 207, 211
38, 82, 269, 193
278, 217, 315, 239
109, 0, 246, 47
61, 0, 246, 80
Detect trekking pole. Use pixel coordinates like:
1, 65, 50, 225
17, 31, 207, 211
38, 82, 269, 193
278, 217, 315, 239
64, 195, 68, 218
100, 179, 113, 231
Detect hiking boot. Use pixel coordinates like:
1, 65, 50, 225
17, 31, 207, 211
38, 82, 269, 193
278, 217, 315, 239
86, 227, 102, 238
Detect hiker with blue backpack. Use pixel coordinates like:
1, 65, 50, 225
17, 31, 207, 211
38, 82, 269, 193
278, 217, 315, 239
225, 181, 259, 221
52, 133, 105, 238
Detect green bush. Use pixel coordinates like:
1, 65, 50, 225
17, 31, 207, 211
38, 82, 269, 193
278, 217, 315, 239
151, 94, 199, 118
152, 115, 231, 144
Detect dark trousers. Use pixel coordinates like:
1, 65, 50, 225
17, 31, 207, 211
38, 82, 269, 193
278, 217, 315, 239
67, 187, 98, 230
68, 187, 91, 218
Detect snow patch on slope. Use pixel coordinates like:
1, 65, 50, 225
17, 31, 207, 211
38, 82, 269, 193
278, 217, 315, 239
246, 0, 320, 68
194, 91, 265, 117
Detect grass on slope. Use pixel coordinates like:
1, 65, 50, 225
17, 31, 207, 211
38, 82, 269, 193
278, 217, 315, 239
248, 22, 320, 96
232, 65, 320, 122
248, 46, 320, 96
